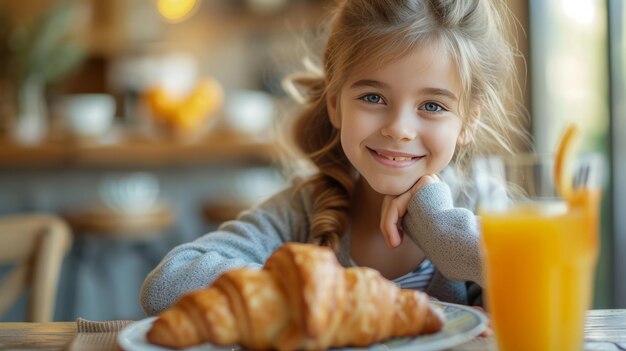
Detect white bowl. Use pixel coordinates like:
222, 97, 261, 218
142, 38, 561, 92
225, 90, 274, 134
98, 173, 160, 215
63, 94, 116, 137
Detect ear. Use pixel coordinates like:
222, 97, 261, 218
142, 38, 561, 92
326, 93, 341, 129
457, 105, 481, 146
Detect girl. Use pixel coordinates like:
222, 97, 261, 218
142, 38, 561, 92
141, 0, 524, 315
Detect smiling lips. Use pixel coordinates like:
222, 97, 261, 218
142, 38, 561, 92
367, 147, 424, 168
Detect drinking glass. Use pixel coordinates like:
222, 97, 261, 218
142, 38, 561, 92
474, 153, 602, 351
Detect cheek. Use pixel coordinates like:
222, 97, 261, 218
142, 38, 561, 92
423, 123, 462, 161
339, 107, 379, 150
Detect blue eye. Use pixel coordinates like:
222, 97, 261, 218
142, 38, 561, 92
360, 94, 384, 104
422, 102, 444, 112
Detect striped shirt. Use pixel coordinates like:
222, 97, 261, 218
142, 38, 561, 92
392, 259, 435, 291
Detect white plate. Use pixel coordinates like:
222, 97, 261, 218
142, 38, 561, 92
118, 301, 487, 351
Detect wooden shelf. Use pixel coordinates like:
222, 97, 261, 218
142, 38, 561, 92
63, 203, 175, 239
0, 132, 279, 169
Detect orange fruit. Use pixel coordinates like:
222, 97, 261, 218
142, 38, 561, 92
144, 77, 224, 133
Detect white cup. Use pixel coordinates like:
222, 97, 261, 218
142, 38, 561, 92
63, 94, 116, 138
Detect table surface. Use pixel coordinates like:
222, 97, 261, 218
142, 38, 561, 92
1, 310, 625, 351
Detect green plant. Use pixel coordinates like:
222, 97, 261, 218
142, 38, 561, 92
0, 1, 87, 142
0, 1, 86, 88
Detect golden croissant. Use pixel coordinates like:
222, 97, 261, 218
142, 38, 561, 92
146, 243, 445, 350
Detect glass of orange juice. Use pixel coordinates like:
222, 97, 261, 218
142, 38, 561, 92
474, 153, 602, 351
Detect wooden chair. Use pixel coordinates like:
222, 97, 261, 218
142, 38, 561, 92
0, 214, 72, 322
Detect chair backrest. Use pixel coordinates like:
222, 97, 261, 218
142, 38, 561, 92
0, 214, 72, 322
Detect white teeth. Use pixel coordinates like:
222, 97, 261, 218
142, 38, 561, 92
392, 156, 412, 161
375, 151, 413, 161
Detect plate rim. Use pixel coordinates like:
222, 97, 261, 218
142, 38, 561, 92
389, 300, 488, 351
118, 301, 488, 351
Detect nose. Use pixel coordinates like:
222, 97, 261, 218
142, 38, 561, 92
380, 106, 418, 141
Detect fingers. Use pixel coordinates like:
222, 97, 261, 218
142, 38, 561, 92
412, 174, 440, 193
380, 196, 400, 248
380, 174, 442, 249
479, 326, 494, 337
380, 192, 412, 248
470, 306, 493, 337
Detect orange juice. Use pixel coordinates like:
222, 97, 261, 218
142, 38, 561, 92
481, 191, 600, 351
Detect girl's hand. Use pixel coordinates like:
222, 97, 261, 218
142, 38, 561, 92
471, 306, 493, 337
380, 174, 440, 248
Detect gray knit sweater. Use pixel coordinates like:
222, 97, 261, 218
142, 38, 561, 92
140, 179, 484, 316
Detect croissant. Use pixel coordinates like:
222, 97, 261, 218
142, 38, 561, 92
146, 243, 445, 350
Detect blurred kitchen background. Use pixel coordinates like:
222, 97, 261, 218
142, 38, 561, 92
0, 0, 624, 321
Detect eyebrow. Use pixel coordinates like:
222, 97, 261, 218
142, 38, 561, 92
420, 87, 458, 101
350, 79, 390, 90
349, 79, 458, 101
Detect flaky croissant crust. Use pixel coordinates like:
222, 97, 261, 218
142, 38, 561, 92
147, 243, 445, 350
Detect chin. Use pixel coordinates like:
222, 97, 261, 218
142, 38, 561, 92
367, 178, 414, 196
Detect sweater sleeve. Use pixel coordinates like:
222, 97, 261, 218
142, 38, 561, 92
402, 182, 484, 287
140, 184, 310, 315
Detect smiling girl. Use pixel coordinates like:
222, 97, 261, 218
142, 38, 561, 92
141, 0, 525, 315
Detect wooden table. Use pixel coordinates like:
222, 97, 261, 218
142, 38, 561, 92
1, 310, 625, 351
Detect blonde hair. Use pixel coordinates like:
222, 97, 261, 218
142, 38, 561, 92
283, 0, 526, 252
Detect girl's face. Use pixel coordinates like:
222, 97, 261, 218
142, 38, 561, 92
328, 46, 464, 195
